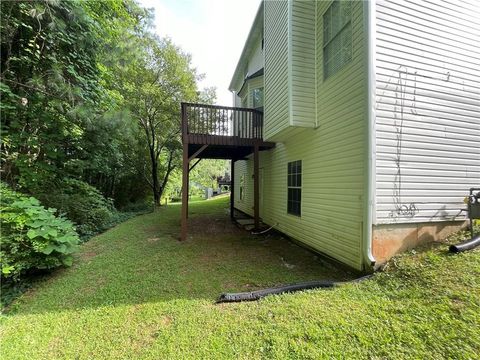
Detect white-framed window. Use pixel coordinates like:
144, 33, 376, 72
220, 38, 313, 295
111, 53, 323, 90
287, 160, 302, 216
323, 1, 352, 80
252, 87, 264, 111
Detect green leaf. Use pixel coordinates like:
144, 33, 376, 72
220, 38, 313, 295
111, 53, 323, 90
2, 265, 15, 275
27, 229, 37, 239
62, 256, 73, 267
41, 245, 55, 255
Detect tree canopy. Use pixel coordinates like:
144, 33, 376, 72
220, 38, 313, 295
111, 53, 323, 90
1, 0, 225, 232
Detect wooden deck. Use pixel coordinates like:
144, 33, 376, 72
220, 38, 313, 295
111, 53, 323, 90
182, 102, 274, 159
180, 102, 274, 240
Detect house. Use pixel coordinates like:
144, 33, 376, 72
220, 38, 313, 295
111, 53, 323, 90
181, 0, 480, 271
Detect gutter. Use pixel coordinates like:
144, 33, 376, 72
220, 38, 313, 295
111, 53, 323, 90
363, 0, 376, 270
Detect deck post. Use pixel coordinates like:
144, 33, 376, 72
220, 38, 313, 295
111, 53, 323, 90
253, 142, 260, 230
181, 141, 189, 241
180, 103, 189, 241
230, 159, 235, 220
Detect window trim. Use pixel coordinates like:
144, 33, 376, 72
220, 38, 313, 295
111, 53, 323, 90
287, 160, 302, 217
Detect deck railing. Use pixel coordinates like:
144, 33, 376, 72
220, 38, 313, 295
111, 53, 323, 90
181, 102, 263, 140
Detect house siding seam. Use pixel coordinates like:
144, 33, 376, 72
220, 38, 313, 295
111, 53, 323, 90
374, 0, 480, 224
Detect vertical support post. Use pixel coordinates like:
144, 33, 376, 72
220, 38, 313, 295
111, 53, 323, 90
180, 103, 189, 241
230, 159, 235, 220
253, 142, 260, 230
181, 141, 189, 241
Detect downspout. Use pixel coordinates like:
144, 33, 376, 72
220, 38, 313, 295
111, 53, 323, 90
363, 0, 376, 270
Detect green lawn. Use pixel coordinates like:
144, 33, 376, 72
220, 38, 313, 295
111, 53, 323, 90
1, 197, 479, 359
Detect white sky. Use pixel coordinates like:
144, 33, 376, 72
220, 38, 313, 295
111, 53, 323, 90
138, 0, 262, 106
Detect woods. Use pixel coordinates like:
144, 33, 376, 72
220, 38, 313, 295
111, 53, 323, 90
0, 0, 224, 282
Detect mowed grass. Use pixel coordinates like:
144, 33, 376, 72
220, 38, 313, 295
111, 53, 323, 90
1, 197, 479, 359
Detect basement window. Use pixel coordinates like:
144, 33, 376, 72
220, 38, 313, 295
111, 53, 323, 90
287, 160, 302, 216
323, 1, 352, 80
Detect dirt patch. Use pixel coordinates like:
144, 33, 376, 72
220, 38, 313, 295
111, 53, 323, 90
188, 215, 244, 236
160, 315, 173, 327
80, 252, 97, 261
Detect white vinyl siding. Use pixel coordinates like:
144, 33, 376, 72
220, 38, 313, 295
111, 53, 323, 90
374, 0, 480, 224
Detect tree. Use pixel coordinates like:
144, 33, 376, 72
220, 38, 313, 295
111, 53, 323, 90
1, 0, 101, 189
120, 36, 198, 206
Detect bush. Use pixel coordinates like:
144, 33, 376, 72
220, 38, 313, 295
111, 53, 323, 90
37, 179, 116, 237
0, 183, 80, 281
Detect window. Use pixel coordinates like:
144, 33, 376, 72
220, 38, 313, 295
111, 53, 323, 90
252, 87, 264, 111
239, 174, 245, 201
287, 160, 302, 216
323, 1, 352, 80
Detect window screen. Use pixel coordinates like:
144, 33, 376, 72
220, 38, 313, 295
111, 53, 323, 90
323, 1, 352, 79
287, 160, 302, 216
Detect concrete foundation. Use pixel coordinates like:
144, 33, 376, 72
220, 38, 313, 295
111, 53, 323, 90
372, 221, 467, 265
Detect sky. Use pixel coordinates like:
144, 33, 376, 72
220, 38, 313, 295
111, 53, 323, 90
138, 0, 262, 106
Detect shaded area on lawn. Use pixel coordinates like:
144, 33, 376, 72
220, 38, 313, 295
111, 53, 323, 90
7, 197, 356, 315
2, 197, 479, 360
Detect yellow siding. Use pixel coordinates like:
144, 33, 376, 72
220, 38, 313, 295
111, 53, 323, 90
235, 1, 366, 270
291, 0, 316, 127
264, 0, 289, 139
233, 160, 254, 216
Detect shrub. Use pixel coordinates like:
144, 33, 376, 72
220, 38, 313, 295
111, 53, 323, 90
37, 179, 116, 237
0, 183, 80, 280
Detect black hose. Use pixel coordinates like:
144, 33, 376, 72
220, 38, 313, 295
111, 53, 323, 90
216, 275, 372, 303
449, 235, 480, 253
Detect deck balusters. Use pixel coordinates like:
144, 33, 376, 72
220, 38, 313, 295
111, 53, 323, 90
181, 103, 263, 141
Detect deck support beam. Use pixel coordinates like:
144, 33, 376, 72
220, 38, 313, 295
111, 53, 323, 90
253, 142, 260, 230
188, 144, 208, 162
189, 158, 202, 172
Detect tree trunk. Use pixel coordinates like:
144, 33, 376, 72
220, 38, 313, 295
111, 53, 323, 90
149, 146, 161, 207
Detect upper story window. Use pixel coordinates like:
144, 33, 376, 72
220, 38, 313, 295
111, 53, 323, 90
252, 87, 264, 111
323, 1, 352, 80
287, 160, 302, 216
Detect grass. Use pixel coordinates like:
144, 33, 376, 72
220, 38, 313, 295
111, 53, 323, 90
1, 197, 479, 359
